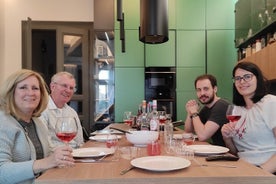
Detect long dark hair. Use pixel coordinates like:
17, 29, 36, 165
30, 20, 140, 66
232, 61, 268, 106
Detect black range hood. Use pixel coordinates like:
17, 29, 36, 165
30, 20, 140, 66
139, 0, 169, 44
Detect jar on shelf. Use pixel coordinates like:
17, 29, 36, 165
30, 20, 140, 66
255, 39, 262, 52
245, 45, 252, 57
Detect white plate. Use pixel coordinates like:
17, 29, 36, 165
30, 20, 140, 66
90, 129, 124, 135
89, 135, 122, 142
173, 134, 198, 139
173, 134, 183, 139
131, 156, 191, 171
72, 147, 114, 158
187, 145, 229, 156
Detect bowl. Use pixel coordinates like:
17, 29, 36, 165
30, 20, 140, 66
126, 130, 159, 147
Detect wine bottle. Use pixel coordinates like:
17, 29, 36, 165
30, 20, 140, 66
149, 100, 159, 131
140, 100, 149, 130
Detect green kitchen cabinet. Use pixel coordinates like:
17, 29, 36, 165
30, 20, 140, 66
175, 0, 206, 30
207, 30, 237, 102
176, 67, 205, 91
168, 0, 176, 29
176, 91, 197, 122
206, 0, 236, 29
145, 30, 176, 67
114, 68, 144, 122
115, 0, 139, 30
176, 30, 206, 67
115, 29, 144, 67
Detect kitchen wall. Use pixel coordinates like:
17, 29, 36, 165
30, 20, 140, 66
114, 0, 238, 122
0, 0, 93, 84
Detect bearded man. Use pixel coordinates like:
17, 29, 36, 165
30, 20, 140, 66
184, 74, 230, 146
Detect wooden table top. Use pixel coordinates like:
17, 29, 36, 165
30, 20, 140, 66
36, 123, 275, 184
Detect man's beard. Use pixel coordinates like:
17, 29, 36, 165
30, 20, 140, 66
199, 93, 215, 105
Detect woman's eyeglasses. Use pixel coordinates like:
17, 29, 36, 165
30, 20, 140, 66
232, 74, 254, 83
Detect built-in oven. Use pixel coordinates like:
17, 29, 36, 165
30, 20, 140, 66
145, 67, 176, 91
145, 67, 176, 121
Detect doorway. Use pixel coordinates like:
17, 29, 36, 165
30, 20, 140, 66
22, 20, 94, 134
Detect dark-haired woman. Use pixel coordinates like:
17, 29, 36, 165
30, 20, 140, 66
221, 61, 276, 174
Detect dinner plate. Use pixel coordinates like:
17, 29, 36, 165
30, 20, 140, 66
89, 135, 122, 142
72, 147, 114, 158
173, 134, 183, 139
187, 145, 229, 156
173, 134, 198, 140
90, 129, 123, 135
131, 156, 191, 171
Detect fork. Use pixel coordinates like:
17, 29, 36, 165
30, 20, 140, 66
120, 166, 134, 175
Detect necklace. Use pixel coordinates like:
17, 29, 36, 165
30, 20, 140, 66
18, 120, 33, 136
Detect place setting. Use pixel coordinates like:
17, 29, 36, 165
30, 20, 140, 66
74, 133, 121, 163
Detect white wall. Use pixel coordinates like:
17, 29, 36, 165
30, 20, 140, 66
0, 0, 5, 81
0, 0, 94, 84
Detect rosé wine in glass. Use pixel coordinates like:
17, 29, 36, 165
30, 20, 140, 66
106, 134, 118, 148
226, 115, 241, 122
55, 117, 78, 145
226, 105, 241, 137
56, 132, 77, 143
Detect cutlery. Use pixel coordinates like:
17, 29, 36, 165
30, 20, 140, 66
75, 159, 111, 163
75, 154, 108, 163
109, 127, 132, 134
120, 166, 134, 175
193, 158, 236, 168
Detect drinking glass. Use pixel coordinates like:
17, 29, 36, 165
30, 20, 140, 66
147, 141, 161, 156
106, 134, 119, 161
55, 117, 78, 146
158, 111, 167, 124
182, 133, 195, 145
123, 111, 133, 126
226, 105, 241, 136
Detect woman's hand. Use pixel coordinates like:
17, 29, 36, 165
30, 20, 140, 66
51, 145, 75, 167
33, 145, 75, 174
221, 122, 236, 138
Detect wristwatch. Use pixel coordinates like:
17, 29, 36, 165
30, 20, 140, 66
190, 112, 199, 119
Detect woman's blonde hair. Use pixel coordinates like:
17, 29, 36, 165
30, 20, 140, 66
0, 69, 49, 118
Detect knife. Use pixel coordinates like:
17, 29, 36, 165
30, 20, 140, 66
74, 159, 111, 163
109, 127, 132, 134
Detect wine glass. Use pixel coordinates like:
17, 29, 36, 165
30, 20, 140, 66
226, 105, 241, 136
123, 111, 133, 126
55, 117, 78, 146
158, 111, 167, 124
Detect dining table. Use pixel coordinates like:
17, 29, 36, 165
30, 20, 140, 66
36, 123, 275, 184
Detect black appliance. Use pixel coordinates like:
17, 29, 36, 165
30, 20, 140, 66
145, 67, 176, 121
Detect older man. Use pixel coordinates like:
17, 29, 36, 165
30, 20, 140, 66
184, 74, 230, 146
40, 71, 84, 148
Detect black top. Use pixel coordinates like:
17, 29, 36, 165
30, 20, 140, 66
199, 99, 230, 147
18, 119, 44, 159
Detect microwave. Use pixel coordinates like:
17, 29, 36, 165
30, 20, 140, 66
145, 67, 176, 90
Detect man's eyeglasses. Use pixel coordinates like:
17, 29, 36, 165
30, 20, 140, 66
232, 74, 254, 83
53, 82, 77, 92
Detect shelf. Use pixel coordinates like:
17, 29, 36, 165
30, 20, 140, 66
236, 21, 276, 48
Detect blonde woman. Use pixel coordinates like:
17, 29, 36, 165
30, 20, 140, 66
0, 69, 75, 184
